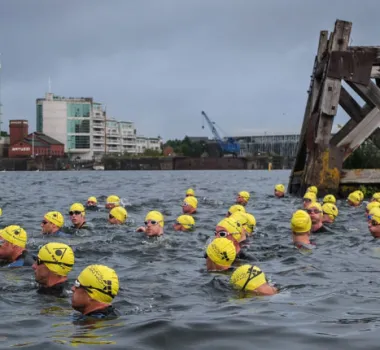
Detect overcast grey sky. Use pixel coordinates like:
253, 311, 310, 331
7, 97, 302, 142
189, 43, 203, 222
0, 0, 378, 140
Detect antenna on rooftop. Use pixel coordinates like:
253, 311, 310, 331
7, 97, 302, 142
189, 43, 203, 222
48, 76, 52, 93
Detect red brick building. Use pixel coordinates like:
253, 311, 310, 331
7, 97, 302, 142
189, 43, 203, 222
9, 132, 64, 158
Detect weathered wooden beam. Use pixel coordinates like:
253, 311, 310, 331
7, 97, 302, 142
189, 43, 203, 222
348, 46, 380, 64
348, 80, 380, 109
330, 119, 357, 147
302, 20, 352, 195
339, 85, 374, 122
340, 168, 380, 184
371, 66, 380, 79
288, 30, 329, 193
336, 107, 380, 156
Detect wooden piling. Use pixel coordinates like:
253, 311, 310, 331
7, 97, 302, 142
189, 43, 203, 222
288, 19, 380, 197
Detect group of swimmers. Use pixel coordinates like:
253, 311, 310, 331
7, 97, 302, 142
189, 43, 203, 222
1, 185, 380, 320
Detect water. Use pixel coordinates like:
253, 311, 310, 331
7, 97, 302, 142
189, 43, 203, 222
0, 169, 378, 349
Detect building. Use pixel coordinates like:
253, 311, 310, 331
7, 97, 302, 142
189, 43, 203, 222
37, 92, 161, 160
231, 133, 301, 157
8, 132, 64, 158
135, 136, 162, 154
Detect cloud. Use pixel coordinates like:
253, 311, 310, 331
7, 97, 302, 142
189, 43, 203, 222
0, 0, 378, 140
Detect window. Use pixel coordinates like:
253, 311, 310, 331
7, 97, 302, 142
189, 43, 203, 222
67, 103, 91, 118
67, 136, 90, 149
67, 119, 90, 133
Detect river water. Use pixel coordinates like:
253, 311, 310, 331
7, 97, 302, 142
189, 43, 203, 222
0, 169, 378, 349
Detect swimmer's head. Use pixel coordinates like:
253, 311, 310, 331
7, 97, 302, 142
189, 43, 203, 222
306, 186, 318, 195
206, 237, 236, 271
226, 204, 246, 217
230, 264, 267, 292
236, 191, 250, 205
173, 215, 195, 231
290, 210, 311, 234
323, 194, 336, 204
106, 195, 120, 209
109, 207, 128, 224
186, 188, 195, 196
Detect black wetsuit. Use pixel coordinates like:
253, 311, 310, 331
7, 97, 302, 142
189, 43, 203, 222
37, 282, 69, 298
312, 224, 334, 234
86, 306, 119, 319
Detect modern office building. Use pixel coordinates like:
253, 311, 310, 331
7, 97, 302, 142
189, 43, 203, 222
36, 93, 162, 160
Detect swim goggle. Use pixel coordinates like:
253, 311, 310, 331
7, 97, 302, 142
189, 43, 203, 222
306, 209, 321, 214
73, 279, 114, 298
214, 230, 229, 237
69, 211, 83, 216
35, 256, 73, 267
144, 220, 160, 225
370, 220, 380, 226
241, 265, 264, 291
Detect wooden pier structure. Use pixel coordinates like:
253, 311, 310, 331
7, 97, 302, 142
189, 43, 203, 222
288, 19, 380, 197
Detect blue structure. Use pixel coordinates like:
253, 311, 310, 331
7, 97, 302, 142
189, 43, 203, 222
201, 111, 240, 156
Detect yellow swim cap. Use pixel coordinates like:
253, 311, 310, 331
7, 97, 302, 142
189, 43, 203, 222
186, 188, 195, 196
0, 225, 27, 248
370, 207, 380, 224
37, 243, 74, 277
230, 212, 248, 226
367, 201, 380, 212
70, 203, 85, 213
355, 190, 364, 201
275, 184, 285, 192
307, 186, 318, 195
308, 202, 322, 212
323, 194, 336, 204
0, 208, 2, 216
322, 203, 339, 219
176, 215, 195, 230
77, 265, 119, 304
244, 213, 257, 233
230, 264, 267, 292
217, 217, 242, 242
44, 211, 64, 228
183, 196, 198, 209
238, 191, 250, 200
348, 192, 361, 205
228, 204, 246, 215
290, 210, 311, 233
372, 193, 380, 203
145, 210, 164, 227
87, 196, 97, 204
106, 195, 120, 206
206, 237, 236, 267
110, 207, 128, 223
303, 192, 316, 202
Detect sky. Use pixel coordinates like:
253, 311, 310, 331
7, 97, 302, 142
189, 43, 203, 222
0, 0, 378, 141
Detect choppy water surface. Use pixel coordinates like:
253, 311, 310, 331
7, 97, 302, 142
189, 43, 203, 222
0, 170, 379, 349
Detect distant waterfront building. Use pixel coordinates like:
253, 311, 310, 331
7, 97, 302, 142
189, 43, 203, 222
231, 133, 301, 157
135, 136, 162, 154
36, 92, 161, 160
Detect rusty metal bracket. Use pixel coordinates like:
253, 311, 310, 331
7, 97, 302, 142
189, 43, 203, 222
326, 51, 375, 85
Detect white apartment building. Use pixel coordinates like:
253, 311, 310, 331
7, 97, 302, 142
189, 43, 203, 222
36, 92, 162, 160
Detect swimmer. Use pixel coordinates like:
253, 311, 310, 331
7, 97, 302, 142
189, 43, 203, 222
41, 211, 70, 237
371, 193, 380, 203
366, 202, 380, 219
69, 203, 88, 229
230, 264, 278, 296
290, 210, 314, 249
173, 215, 195, 232
0, 225, 32, 267
236, 191, 250, 206
307, 202, 331, 233
136, 211, 164, 237
33, 242, 74, 297
274, 184, 285, 198
86, 196, 98, 210
323, 194, 336, 205
71, 265, 119, 318
321, 203, 339, 224
226, 204, 246, 217
244, 213, 257, 236
182, 197, 197, 215
306, 186, 318, 196
347, 191, 361, 207
355, 190, 364, 204
230, 211, 249, 242
205, 237, 236, 272
105, 195, 121, 210
368, 207, 380, 238
108, 207, 127, 225
303, 192, 316, 209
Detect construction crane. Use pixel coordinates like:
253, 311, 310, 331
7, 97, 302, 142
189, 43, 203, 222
201, 111, 240, 157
